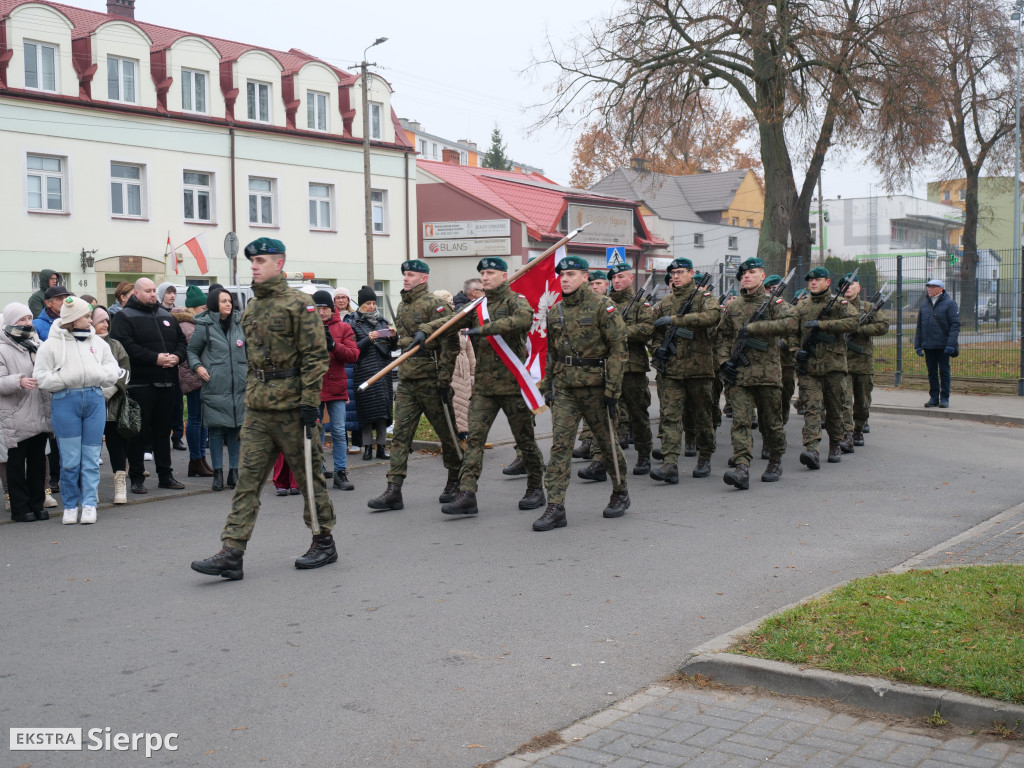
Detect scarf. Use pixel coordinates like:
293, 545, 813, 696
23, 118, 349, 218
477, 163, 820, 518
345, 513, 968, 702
357, 310, 381, 324
71, 329, 92, 342
5, 324, 39, 353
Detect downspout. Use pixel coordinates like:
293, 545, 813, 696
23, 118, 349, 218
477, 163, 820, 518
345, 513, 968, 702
405, 151, 411, 262
230, 126, 237, 285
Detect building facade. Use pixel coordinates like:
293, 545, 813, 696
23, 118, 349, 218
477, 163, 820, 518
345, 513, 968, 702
400, 118, 544, 175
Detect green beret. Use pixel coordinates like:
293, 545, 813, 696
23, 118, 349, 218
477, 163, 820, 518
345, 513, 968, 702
668, 258, 693, 272
401, 259, 430, 274
244, 237, 285, 259
185, 285, 206, 308
736, 257, 765, 279
607, 263, 632, 277
842, 272, 859, 283
555, 255, 590, 274
793, 288, 810, 303
477, 257, 508, 272
805, 266, 830, 280
664, 271, 672, 285
763, 274, 782, 288
590, 270, 608, 281
694, 272, 705, 282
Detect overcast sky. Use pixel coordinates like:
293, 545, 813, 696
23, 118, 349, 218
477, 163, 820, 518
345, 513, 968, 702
90, 0, 922, 200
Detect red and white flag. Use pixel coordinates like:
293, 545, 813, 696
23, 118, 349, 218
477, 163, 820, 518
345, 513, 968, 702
182, 233, 209, 275
165, 231, 178, 275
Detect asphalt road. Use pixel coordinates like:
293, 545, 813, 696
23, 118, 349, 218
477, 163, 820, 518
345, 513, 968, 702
3, 413, 1021, 767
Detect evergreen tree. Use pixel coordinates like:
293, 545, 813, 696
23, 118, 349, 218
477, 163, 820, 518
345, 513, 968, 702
481, 125, 513, 171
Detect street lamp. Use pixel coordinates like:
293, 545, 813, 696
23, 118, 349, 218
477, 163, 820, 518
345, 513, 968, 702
361, 36, 388, 289
80, 247, 97, 271
1014, 4, 1023, 395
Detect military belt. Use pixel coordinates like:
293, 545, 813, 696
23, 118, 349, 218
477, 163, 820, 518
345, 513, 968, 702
561, 356, 604, 367
254, 367, 299, 382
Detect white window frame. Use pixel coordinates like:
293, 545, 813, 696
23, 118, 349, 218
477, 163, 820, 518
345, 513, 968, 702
728, 236, 738, 250
308, 182, 334, 231
942, 190, 950, 202
247, 80, 272, 123
24, 40, 58, 93
693, 233, 704, 248
369, 101, 383, 140
248, 176, 276, 227
183, 170, 214, 224
957, 189, 966, 201
181, 68, 208, 114
110, 161, 146, 219
371, 189, 389, 235
418, 139, 428, 155
107, 55, 138, 104
26, 154, 68, 214
307, 90, 329, 132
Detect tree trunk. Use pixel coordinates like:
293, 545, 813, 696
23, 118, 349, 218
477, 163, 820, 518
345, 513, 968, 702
959, 166, 981, 323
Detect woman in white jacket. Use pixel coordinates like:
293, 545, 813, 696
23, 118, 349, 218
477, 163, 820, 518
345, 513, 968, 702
34, 297, 120, 524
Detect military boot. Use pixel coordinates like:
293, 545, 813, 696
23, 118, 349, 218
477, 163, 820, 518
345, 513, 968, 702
368, 482, 404, 511
827, 443, 843, 463
572, 440, 593, 459
862, 421, 870, 434
727, 456, 736, 467
577, 461, 607, 481
518, 487, 545, 510
190, 546, 244, 580
692, 458, 711, 478
502, 456, 527, 476
333, 471, 354, 491
533, 503, 567, 531
684, 440, 697, 457
723, 404, 733, 418
295, 533, 338, 569
650, 463, 679, 484
652, 447, 664, 460
438, 479, 460, 504
723, 463, 750, 490
852, 431, 865, 447
602, 490, 630, 518
799, 448, 820, 470
760, 444, 771, 460
442, 490, 478, 516
761, 458, 783, 483
618, 434, 629, 450
840, 433, 855, 454
632, 456, 651, 476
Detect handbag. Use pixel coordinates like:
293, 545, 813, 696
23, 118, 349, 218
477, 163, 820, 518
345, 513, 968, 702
115, 392, 142, 438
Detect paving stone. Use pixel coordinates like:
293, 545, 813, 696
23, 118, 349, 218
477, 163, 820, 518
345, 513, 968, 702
661, 721, 710, 742
623, 712, 680, 731
614, 717, 671, 738
886, 742, 938, 766
971, 741, 1014, 760
937, 736, 979, 754
684, 726, 739, 748
535, 753, 601, 768
841, 758, 892, 768
557, 745, 618, 765
641, 738, 704, 761
850, 737, 902, 761
604, 759, 644, 768
926, 748, 1008, 767
601, 733, 649, 757
885, 729, 945, 748
795, 734, 861, 755
624, 745, 687, 766
736, 714, 791, 737
576, 727, 626, 751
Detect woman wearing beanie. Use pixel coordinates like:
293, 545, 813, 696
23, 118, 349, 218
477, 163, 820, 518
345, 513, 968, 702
347, 285, 396, 459
187, 288, 246, 491
333, 287, 355, 321
0, 302, 51, 522
313, 290, 359, 489
174, 285, 213, 478
34, 297, 120, 524
91, 306, 131, 504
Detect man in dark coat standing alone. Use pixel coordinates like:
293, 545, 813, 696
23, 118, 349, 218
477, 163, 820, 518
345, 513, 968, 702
913, 278, 960, 409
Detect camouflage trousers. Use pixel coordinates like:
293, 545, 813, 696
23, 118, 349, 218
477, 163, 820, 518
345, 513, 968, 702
780, 365, 796, 426
799, 371, 847, 450
683, 376, 723, 442
222, 409, 335, 551
655, 374, 666, 447
592, 372, 652, 463
387, 380, 462, 485
661, 376, 716, 464
731, 385, 786, 466
842, 373, 874, 433
460, 392, 544, 491
547, 385, 627, 504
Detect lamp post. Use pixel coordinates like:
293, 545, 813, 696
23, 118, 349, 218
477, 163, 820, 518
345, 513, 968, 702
80, 248, 97, 271
361, 36, 388, 289
1014, 4, 1023, 395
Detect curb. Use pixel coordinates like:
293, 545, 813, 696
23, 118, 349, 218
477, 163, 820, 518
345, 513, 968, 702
870, 404, 1024, 428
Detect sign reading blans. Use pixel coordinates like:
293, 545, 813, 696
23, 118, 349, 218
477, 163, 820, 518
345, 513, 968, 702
424, 238, 511, 257
423, 219, 511, 239
568, 205, 633, 245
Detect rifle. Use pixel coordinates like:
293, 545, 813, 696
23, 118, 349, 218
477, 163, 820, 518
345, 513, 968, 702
795, 267, 858, 374
620, 270, 657, 322
846, 281, 893, 355
651, 271, 713, 374
719, 268, 796, 384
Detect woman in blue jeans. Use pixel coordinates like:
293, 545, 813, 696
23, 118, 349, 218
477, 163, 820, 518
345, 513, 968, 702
34, 297, 120, 524
314, 291, 359, 490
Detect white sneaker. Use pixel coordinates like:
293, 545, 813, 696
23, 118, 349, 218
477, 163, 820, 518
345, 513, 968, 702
44, 490, 58, 508
62, 508, 78, 525
144, 452, 154, 461
113, 470, 127, 504
347, 445, 361, 454
99, 457, 104, 465
80, 505, 97, 524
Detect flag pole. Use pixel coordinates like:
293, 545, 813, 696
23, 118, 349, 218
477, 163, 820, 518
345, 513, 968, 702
357, 222, 593, 392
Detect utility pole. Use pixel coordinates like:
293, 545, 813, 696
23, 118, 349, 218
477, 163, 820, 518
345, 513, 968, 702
361, 37, 388, 289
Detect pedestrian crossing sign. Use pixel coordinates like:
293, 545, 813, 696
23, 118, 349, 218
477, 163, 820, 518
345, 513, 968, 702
606, 247, 626, 267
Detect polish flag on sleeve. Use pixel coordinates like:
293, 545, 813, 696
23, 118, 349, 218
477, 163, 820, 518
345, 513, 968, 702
182, 233, 210, 275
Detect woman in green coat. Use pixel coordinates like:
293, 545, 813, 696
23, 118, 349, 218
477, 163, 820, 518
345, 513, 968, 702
187, 289, 246, 491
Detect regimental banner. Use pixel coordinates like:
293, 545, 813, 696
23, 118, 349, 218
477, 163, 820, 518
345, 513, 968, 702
423, 219, 511, 239
424, 238, 511, 257
567, 204, 633, 245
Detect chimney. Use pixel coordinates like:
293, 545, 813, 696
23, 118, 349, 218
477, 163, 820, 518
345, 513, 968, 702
629, 157, 649, 172
107, 0, 135, 18
441, 148, 461, 165
404, 119, 421, 132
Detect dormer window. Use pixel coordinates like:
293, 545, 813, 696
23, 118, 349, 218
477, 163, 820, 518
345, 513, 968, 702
107, 56, 137, 103
25, 41, 58, 92
182, 68, 208, 113
247, 80, 271, 123
369, 102, 383, 140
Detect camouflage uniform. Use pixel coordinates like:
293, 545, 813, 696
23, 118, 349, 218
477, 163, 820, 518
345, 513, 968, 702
716, 286, 797, 466
650, 282, 722, 464
842, 295, 889, 434
222, 272, 333, 551
794, 292, 860, 452
540, 286, 628, 505
388, 282, 461, 486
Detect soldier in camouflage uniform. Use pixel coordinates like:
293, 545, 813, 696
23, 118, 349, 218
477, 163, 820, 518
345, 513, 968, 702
839, 276, 889, 446
793, 267, 861, 469
366, 260, 461, 511
715, 258, 798, 489
649, 258, 722, 484
191, 238, 335, 580
418, 257, 545, 516
573, 270, 612, 460
533, 255, 629, 532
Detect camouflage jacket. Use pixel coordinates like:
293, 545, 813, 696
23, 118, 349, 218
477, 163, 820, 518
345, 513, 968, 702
650, 282, 722, 379
715, 285, 798, 387
241, 272, 328, 411
845, 296, 890, 375
422, 281, 533, 396
608, 286, 654, 373
398, 282, 456, 385
540, 285, 627, 398
794, 290, 861, 376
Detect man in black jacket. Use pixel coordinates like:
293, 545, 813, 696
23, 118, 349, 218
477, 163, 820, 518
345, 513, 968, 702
111, 278, 188, 493
913, 278, 960, 408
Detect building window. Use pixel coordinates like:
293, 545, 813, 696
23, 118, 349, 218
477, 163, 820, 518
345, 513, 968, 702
309, 183, 333, 230
369, 102, 383, 139
942, 190, 950, 202
27, 154, 66, 213
430, 142, 438, 159
747, 219, 754, 227
110, 162, 144, 217
460, 150, 467, 165
107, 56, 137, 103
728, 236, 738, 250
307, 90, 328, 132
693, 233, 704, 248
24, 41, 57, 92
247, 80, 271, 123
248, 177, 275, 225
181, 68, 207, 113
418, 139, 427, 155
183, 171, 212, 222
957, 189, 966, 201
371, 189, 388, 234
731, 217, 738, 226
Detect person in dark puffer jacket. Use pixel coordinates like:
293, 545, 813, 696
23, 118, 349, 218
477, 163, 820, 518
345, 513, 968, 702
347, 286, 396, 460
913, 278, 960, 408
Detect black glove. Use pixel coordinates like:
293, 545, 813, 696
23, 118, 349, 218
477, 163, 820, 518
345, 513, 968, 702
777, 339, 788, 350
604, 396, 618, 415
405, 330, 427, 354
795, 350, 810, 368
653, 315, 673, 328
438, 386, 452, 403
804, 320, 819, 329
544, 390, 554, 406
944, 345, 956, 356
462, 327, 481, 337
718, 360, 738, 384
324, 326, 336, 351
300, 405, 319, 430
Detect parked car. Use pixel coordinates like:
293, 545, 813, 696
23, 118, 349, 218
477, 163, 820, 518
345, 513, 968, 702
977, 297, 997, 321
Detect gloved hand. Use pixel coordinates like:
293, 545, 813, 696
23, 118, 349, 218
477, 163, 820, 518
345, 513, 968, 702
438, 386, 452, 403
795, 349, 810, 368
944, 345, 956, 355
300, 405, 319, 430
653, 315, 673, 328
777, 339, 788, 351
916, 348, 925, 357
405, 330, 426, 354
462, 327, 481, 337
604, 395, 618, 414
324, 325, 336, 351
544, 390, 555, 406
718, 360, 738, 384
804, 320, 819, 329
